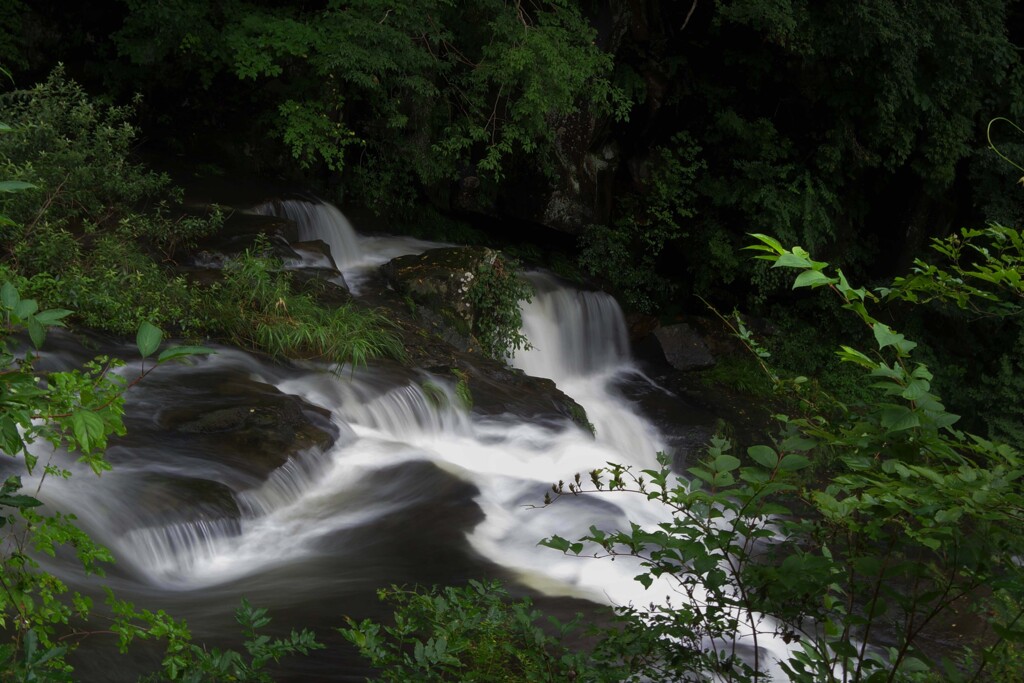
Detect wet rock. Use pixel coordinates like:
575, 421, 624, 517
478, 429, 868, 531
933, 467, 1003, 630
380, 246, 499, 344
153, 374, 337, 477
448, 359, 594, 434
648, 323, 716, 371
357, 267, 593, 433
99, 474, 242, 535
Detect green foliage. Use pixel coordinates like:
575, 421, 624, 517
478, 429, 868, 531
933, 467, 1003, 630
579, 132, 705, 312
466, 255, 532, 361
0, 70, 403, 369
0, 277, 220, 680
540, 234, 1024, 681
212, 237, 406, 368
0, 67, 222, 336
114, 0, 627, 214
878, 224, 1024, 443
452, 368, 473, 411
340, 580, 610, 682
115, 597, 323, 683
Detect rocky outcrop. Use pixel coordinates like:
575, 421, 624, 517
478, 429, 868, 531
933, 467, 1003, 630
152, 373, 338, 477
380, 246, 498, 350
646, 323, 716, 371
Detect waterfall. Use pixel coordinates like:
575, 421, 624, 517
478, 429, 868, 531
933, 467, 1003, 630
32, 198, 792, 679
249, 198, 440, 293
512, 272, 631, 382
252, 198, 363, 268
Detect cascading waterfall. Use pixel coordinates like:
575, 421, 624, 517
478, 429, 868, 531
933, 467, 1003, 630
251, 197, 440, 292
514, 271, 631, 380
251, 198, 363, 268
31, 199, 792, 679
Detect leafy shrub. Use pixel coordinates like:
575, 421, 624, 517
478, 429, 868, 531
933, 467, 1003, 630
539, 234, 1024, 681
114, 0, 628, 214
579, 132, 705, 313
0, 67, 222, 335
340, 581, 611, 682
212, 238, 405, 368
466, 256, 532, 360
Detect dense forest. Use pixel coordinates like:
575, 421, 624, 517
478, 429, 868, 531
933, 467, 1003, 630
2, 1, 1024, 681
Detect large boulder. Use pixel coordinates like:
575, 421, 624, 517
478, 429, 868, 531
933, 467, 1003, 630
380, 246, 499, 345
133, 372, 339, 479
648, 323, 716, 371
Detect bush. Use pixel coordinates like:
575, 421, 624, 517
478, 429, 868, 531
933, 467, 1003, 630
538, 234, 1024, 681
211, 238, 405, 368
340, 581, 614, 682
466, 255, 532, 360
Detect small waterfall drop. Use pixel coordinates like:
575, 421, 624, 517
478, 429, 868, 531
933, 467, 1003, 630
513, 273, 631, 381
250, 198, 441, 292
252, 198, 363, 268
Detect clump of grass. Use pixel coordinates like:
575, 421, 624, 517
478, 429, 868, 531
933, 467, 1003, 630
213, 238, 405, 368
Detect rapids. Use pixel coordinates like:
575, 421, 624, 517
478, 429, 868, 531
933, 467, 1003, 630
17, 199, 790, 680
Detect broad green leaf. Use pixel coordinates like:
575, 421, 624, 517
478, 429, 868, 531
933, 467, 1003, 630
0, 180, 35, 193
774, 252, 814, 269
0, 493, 42, 508
872, 323, 918, 354
26, 317, 45, 349
712, 454, 741, 473
778, 453, 810, 471
836, 346, 875, 368
879, 405, 920, 431
136, 321, 163, 358
0, 416, 23, 455
33, 309, 72, 326
156, 345, 216, 363
792, 270, 835, 289
70, 411, 105, 453
1, 282, 19, 310
13, 299, 37, 319
747, 445, 779, 469
900, 378, 930, 401
745, 233, 785, 254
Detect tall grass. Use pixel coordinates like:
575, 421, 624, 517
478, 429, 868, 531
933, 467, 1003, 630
213, 239, 405, 368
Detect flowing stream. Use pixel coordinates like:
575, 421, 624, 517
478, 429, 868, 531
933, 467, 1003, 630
20, 199, 790, 680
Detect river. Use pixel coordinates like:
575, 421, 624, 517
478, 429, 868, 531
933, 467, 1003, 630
17, 199, 788, 680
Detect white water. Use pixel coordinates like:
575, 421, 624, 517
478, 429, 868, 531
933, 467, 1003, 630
26, 200, 791, 679
251, 198, 440, 293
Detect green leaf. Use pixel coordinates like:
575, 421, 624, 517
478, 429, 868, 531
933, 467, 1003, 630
792, 270, 835, 289
26, 317, 45, 349
774, 252, 814, 269
156, 345, 216, 363
872, 323, 918, 354
836, 346, 875, 368
13, 299, 38, 319
0, 416, 23, 454
745, 233, 785, 254
0, 180, 36, 193
540, 535, 571, 552
900, 378, 930, 401
0, 493, 42, 508
778, 453, 810, 471
136, 321, 163, 359
747, 445, 779, 469
33, 309, 72, 326
1, 282, 19, 310
879, 405, 921, 431
712, 454, 741, 473
70, 411, 105, 453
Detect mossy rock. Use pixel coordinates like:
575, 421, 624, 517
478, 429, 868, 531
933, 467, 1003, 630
381, 246, 498, 329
